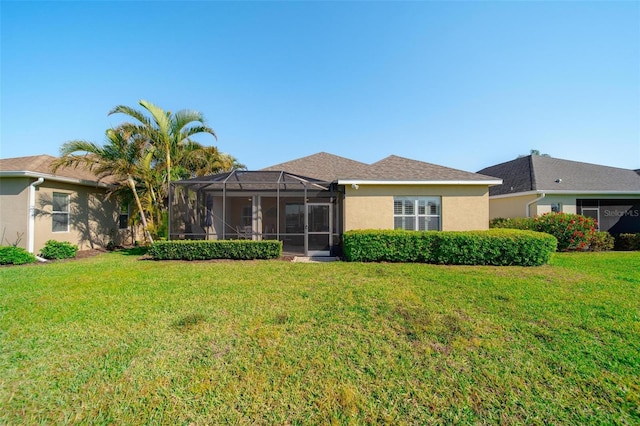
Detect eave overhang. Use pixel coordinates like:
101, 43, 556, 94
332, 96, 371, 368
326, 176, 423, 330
338, 179, 503, 186
490, 189, 640, 200
0, 171, 112, 189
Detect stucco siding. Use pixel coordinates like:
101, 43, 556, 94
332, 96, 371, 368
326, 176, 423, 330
489, 194, 538, 219
33, 181, 119, 253
533, 195, 578, 215
344, 184, 491, 231
0, 177, 31, 249
440, 190, 490, 231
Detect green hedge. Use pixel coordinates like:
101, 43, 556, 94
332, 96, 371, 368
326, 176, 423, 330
148, 240, 283, 260
343, 229, 557, 266
39, 240, 78, 260
614, 233, 640, 251
0, 246, 37, 265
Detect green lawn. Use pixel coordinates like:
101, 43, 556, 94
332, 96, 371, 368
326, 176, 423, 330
1, 251, 639, 425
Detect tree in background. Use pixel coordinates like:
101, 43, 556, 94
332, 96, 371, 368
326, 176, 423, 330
519, 149, 550, 158
53, 128, 156, 243
55, 100, 242, 242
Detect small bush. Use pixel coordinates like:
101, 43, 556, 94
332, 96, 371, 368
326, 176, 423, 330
589, 231, 614, 252
614, 233, 640, 251
0, 246, 37, 265
148, 240, 283, 260
532, 213, 596, 251
343, 229, 557, 266
491, 213, 597, 251
39, 240, 78, 260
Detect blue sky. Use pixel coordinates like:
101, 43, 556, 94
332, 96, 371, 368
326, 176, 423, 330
1, 1, 639, 172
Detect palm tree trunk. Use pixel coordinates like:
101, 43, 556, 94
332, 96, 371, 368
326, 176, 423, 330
128, 176, 154, 244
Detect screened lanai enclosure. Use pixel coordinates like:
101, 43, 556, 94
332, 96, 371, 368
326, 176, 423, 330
169, 171, 343, 256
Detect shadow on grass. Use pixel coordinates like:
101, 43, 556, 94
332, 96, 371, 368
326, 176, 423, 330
117, 247, 149, 256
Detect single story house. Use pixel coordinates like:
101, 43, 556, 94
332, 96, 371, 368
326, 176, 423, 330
477, 155, 640, 233
169, 152, 502, 256
0, 155, 131, 253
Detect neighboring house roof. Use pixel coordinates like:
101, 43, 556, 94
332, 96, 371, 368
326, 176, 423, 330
478, 155, 640, 197
0, 154, 111, 187
261, 152, 501, 185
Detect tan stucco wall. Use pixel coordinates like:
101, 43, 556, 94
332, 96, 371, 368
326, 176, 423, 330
343, 184, 491, 231
0, 177, 31, 249
489, 194, 538, 219
33, 181, 120, 253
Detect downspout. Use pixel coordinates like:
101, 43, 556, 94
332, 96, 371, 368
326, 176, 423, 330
28, 177, 45, 254
526, 192, 545, 218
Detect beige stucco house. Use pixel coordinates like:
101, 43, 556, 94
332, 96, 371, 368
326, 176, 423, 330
169, 152, 502, 256
0, 155, 131, 254
478, 155, 640, 234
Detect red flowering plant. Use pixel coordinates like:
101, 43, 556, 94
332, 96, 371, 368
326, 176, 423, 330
531, 213, 597, 251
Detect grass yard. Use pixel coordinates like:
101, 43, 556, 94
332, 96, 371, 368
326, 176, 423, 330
1, 251, 639, 425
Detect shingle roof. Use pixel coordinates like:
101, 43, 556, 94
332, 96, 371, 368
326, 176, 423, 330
361, 155, 498, 182
261, 152, 371, 182
261, 152, 499, 183
0, 154, 110, 185
477, 155, 640, 196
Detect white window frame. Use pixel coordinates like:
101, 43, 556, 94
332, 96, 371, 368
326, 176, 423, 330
394, 196, 441, 231
52, 192, 70, 233
551, 202, 563, 213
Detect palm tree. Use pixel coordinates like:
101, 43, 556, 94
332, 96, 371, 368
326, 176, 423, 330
177, 144, 246, 178
108, 100, 217, 193
52, 128, 155, 244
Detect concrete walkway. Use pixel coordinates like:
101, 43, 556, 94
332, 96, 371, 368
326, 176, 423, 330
291, 256, 340, 263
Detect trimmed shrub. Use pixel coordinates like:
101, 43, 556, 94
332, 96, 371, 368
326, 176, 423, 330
532, 213, 596, 251
589, 231, 614, 252
39, 240, 78, 260
0, 246, 37, 265
148, 240, 283, 260
343, 229, 557, 266
614, 233, 640, 251
490, 217, 535, 230
491, 213, 597, 252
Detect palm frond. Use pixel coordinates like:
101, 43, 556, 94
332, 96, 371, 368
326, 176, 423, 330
180, 124, 217, 141
172, 109, 207, 132
108, 105, 153, 129
139, 99, 171, 136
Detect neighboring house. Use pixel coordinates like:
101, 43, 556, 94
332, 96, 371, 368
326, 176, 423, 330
169, 152, 502, 256
0, 155, 131, 253
477, 155, 640, 233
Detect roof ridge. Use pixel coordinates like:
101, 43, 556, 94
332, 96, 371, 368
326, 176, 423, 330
528, 155, 537, 191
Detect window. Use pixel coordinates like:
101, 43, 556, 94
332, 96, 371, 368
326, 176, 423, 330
241, 206, 252, 227
394, 197, 441, 231
52, 192, 70, 232
118, 204, 129, 229
285, 203, 304, 233
551, 203, 562, 213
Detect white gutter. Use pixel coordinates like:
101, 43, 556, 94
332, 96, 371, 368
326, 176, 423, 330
526, 192, 545, 218
338, 179, 503, 186
28, 177, 45, 253
0, 170, 111, 189
491, 189, 640, 200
